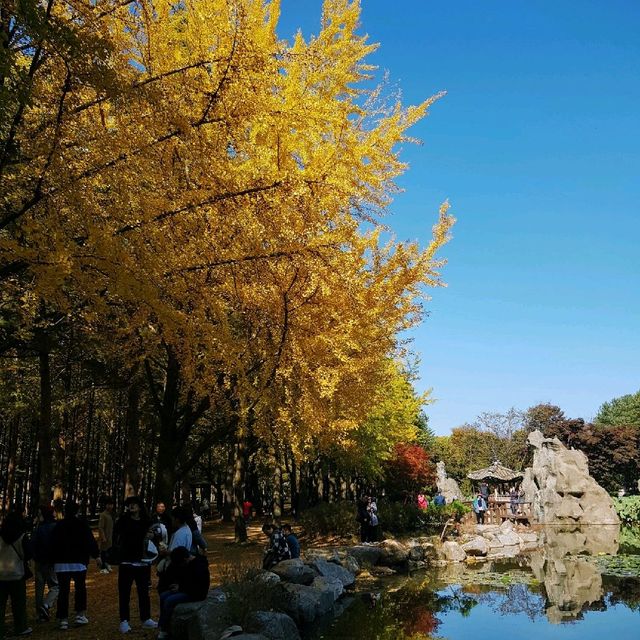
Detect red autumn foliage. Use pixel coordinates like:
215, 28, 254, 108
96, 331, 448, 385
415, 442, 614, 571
385, 443, 436, 498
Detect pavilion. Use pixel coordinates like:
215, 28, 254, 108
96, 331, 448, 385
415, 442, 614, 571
467, 461, 523, 499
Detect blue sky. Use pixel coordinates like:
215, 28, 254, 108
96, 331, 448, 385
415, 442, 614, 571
277, 1, 640, 435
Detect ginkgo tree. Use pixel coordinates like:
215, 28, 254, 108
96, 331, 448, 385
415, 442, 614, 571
1, 0, 454, 508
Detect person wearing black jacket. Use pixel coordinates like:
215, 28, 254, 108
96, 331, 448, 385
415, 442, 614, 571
157, 546, 209, 639
113, 496, 158, 634
31, 505, 58, 621
50, 502, 98, 630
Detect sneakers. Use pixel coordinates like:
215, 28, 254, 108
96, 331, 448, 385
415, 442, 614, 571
119, 620, 132, 634
157, 632, 169, 640
142, 619, 158, 629
100, 568, 110, 574
59, 619, 69, 631
74, 614, 89, 625
17, 628, 32, 636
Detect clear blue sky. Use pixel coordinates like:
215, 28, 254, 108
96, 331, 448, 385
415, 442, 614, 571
278, 1, 640, 435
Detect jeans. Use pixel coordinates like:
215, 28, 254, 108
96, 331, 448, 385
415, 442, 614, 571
0, 579, 28, 637
118, 564, 151, 622
158, 591, 191, 631
34, 562, 59, 612
57, 571, 87, 620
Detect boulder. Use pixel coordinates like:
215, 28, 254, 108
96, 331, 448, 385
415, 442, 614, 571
312, 576, 344, 602
341, 555, 360, 575
253, 570, 281, 586
526, 430, 620, 525
171, 592, 229, 640
461, 536, 489, 556
245, 611, 301, 640
271, 559, 316, 585
377, 539, 410, 566
441, 541, 466, 562
497, 532, 521, 547
308, 557, 355, 588
346, 545, 381, 567
281, 583, 335, 623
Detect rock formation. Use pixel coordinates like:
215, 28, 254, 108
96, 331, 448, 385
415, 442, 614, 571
436, 461, 462, 504
522, 430, 619, 525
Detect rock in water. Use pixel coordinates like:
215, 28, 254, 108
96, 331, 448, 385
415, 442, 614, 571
524, 430, 619, 525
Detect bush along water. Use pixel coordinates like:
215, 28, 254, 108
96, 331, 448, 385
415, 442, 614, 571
299, 500, 471, 539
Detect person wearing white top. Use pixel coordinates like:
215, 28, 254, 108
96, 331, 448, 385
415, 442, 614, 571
168, 507, 193, 552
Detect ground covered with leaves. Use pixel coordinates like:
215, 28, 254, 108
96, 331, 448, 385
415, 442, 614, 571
9, 521, 267, 640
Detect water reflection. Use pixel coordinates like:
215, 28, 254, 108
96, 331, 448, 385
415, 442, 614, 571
530, 525, 619, 623
319, 524, 640, 639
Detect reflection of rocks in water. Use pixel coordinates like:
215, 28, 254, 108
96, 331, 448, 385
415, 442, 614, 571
530, 525, 620, 623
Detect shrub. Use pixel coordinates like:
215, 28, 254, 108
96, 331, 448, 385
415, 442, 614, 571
379, 500, 470, 536
298, 501, 358, 538
613, 496, 640, 524
220, 565, 293, 627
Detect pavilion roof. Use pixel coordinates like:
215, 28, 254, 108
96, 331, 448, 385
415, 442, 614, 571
467, 461, 523, 482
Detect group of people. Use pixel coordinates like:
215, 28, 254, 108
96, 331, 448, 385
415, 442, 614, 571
0, 498, 211, 639
416, 491, 446, 510
261, 523, 300, 569
356, 496, 380, 543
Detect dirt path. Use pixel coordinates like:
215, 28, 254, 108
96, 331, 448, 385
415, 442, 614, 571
11, 520, 268, 640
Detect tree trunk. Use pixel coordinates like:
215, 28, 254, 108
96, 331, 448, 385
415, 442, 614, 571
123, 382, 141, 498
37, 348, 53, 504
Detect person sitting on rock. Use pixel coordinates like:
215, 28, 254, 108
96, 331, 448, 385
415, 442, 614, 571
261, 523, 290, 570
433, 491, 446, 507
157, 546, 210, 640
282, 524, 300, 559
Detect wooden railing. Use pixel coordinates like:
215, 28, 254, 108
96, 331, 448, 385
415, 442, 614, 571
463, 497, 532, 525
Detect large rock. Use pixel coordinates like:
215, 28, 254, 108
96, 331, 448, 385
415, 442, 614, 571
461, 536, 489, 556
436, 461, 462, 503
308, 557, 355, 588
271, 559, 316, 585
441, 541, 466, 562
312, 576, 344, 602
341, 555, 360, 575
171, 591, 229, 640
377, 539, 410, 566
346, 545, 381, 567
281, 583, 335, 623
245, 611, 301, 640
525, 430, 620, 525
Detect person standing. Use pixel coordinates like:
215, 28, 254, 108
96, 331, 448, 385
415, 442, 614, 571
472, 493, 487, 525
97, 497, 115, 574
31, 505, 59, 621
356, 498, 370, 543
367, 497, 379, 543
113, 496, 157, 634
433, 491, 446, 506
417, 493, 428, 510
0, 510, 32, 637
50, 502, 99, 630
152, 503, 172, 538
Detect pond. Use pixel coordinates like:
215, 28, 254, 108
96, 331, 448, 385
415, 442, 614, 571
316, 526, 640, 640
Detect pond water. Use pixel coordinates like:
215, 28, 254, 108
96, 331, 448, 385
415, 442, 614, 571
316, 526, 640, 640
